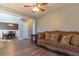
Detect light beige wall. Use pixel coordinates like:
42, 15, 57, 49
36, 4, 79, 32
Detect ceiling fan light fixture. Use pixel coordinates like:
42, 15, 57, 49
32, 6, 39, 12
24, 3, 47, 13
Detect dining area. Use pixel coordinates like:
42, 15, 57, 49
0, 30, 16, 39
2, 31, 16, 39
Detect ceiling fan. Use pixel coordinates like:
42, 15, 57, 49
24, 3, 47, 13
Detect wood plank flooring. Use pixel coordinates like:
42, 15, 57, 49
0, 39, 62, 56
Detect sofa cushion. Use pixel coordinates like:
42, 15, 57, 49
70, 35, 79, 46
57, 43, 79, 54
37, 39, 46, 44
51, 33, 59, 42
60, 35, 71, 45
45, 32, 51, 40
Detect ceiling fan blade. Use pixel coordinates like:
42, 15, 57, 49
38, 7, 45, 12
38, 5, 45, 11
24, 5, 32, 7
40, 8, 45, 11
39, 3, 47, 5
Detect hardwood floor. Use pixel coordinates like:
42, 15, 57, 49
0, 39, 62, 56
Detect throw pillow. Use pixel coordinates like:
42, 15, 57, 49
45, 32, 51, 40
51, 34, 59, 42
60, 35, 71, 45
70, 35, 79, 46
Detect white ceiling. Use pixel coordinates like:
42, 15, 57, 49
0, 3, 72, 18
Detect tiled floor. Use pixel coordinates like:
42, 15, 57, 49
0, 39, 61, 56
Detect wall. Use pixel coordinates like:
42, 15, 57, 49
36, 4, 79, 32
0, 22, 18, 30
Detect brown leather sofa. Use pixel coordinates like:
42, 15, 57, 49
37, 31, 79, 56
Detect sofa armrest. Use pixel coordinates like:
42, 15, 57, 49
37, 32, 45, 39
